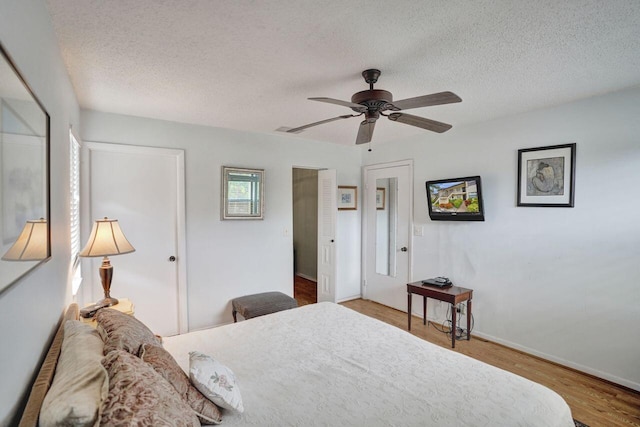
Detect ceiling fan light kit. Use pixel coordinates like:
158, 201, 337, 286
282, 69, 461, 145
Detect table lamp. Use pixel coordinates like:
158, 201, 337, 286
79, 217, 135, 307
1, 219, 48, 261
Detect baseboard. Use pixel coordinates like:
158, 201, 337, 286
411, 309, 640, 393
294, 273, 317, 282
472, 330, 640, 393
337, 294, 361, 303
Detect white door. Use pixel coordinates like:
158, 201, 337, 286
317, 169, 337, 302
362, 160, 412, 311
83, 142, 187, 336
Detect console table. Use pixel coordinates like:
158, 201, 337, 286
407, 281, 473, 348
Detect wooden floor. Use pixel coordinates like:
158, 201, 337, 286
293, 275, 317, 306
339, 298, 640, 427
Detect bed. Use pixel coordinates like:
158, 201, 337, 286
21, 302, 574, 426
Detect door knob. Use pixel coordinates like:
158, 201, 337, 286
400, 247, 408, 252
168, 256, 176, 262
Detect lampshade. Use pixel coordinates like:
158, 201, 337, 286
79, 218, 135, 257
2, 219, 48, 261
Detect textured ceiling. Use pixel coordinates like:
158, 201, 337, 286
45, 0, 640, 146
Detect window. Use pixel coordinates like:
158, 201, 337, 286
70, 130, 82, 294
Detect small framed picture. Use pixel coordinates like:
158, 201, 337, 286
517, 143, 576, 207
337, 186, 357, 210
376, 188, 385, 210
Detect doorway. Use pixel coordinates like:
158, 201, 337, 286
362, 160, 413, 312
292, 168, 338, 305
83, 142, 187, 336
292, 168, 318, 305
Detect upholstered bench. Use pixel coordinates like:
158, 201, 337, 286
231, 291, 298, 322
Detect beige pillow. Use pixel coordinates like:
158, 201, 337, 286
140, 344, 222, 424
40, 320, 108, 427
101, 349, 200, 426
190, 351, 244, 413
95, 308, 161, 355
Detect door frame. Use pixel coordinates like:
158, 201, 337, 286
361, 159, 414, 299
81, 142, 189, 333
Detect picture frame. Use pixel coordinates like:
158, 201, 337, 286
337, 186, 357, 210
376, 187, 385, 210
517, 143, 576, 207
221, 166, 264, 219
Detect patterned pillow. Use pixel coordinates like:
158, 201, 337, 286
101, 350, 200, 426
189, 351, 244, 413
140, 344, 222, 424
95, 308, 161, 355
40, 321, 107, 427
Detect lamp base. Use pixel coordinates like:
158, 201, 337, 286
98, 257, 118, 308
96, 296, 119, 307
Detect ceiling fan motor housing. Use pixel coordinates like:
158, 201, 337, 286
351, 89, 396, 114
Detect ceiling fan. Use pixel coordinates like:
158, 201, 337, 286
281, 69, 462, 145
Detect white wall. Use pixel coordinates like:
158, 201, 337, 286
363, 87, 640, 391
0, 0, 81, 424
80, 110, 363, 329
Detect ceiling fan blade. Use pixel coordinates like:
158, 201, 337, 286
309, 97, 367, 112
388, 113, 452, 133
355, 120, 376, 145
284, 114, 357, 134
390, 91, 462, 110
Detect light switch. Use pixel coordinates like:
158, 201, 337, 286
413, 225, 423, 236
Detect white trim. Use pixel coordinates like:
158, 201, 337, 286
471, 330, 640, 392
336, 294, 361, 303
295, 272, 317, 282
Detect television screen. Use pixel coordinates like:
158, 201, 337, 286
425, 176, 485, 221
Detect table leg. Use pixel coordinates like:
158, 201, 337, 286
407, 292, 412, 331
467, 299, 472, 340
423, 296, 427, 325
451, 303, 456, 348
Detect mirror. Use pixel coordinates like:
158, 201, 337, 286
375, 177, 397, 277
221, 166, 264, 220
0, 43, 50, 293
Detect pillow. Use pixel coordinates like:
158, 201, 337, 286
101, 349, 200, 426
40, 320, 108, 427
189, 351, 244, 413
140, 344, 222, 424
95, 308, 161, 355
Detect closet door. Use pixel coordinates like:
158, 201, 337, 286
317, 169, 336, 302
84, 142, 187, 336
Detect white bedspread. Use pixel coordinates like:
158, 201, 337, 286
163, 302, 574, 426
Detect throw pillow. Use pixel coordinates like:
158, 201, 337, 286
100, 349, 200, 426
189, 351, 244, 413
140, 344, 222, 424
95, 308, 161, 355
40, 320, 108, 427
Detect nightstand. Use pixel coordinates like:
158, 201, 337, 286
80, 298, 135, 327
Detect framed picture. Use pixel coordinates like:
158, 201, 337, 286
337, 186, 357, 210
517, 143, 576, 207
221, 166, 264, 219
376, 188, 385, 210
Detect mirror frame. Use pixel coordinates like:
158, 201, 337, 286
0, 42, 51, 293
221, 166, 264, 220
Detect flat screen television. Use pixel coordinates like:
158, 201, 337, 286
425, 176, 485, 221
